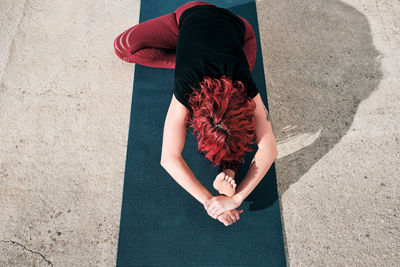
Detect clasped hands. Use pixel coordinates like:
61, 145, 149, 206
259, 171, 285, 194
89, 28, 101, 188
204, 194, 243, 226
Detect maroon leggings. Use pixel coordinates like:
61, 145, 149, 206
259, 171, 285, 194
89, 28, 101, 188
113, 1, 257, 72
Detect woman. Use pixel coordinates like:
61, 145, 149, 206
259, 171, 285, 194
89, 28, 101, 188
114, 1, 278, 226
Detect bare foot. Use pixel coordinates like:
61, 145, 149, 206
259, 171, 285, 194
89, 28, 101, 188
213, 170, 237, 197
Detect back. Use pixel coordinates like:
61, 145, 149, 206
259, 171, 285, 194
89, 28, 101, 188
173, 5, 259, 113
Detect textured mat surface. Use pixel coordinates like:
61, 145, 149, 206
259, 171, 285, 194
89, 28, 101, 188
116, 1, 287, 266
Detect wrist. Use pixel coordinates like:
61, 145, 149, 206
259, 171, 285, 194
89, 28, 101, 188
232, 193, 243, 205
202, 192, 214, 205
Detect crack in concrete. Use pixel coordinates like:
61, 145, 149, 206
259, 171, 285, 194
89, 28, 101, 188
1, 239, 53, 266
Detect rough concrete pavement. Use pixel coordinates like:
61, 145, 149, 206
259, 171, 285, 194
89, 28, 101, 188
0, 0, 399, 266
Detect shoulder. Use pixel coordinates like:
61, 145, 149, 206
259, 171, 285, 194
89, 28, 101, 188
161, 94, 190, 160
172, 93, 190, 119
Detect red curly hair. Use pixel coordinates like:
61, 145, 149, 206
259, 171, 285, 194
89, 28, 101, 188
185, 75, 257, 170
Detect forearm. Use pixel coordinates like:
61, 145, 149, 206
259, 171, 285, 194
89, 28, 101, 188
233, 145, 278, 204
161, 156, 213, 205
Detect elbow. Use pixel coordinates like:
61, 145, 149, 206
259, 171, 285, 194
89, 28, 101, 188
261, 146, 278, 160
270, 138, 279, 159
160, 154, 166, 167
160, 157, 167, 167
272, 141, 278, 159
257, 140, 278, 159
274, 147, 278, 159
160, 154, 180, 167
160, 160, 168, 170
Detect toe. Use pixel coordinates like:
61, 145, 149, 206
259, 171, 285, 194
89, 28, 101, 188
216, 173, 225, 182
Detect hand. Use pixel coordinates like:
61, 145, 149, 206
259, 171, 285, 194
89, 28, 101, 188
204, 195, 241, 219
217, 209, 244, 226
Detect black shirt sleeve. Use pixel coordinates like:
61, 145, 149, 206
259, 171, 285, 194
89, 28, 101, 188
173, 78, 192, 111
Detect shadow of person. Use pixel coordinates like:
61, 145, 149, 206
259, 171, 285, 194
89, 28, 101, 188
231, 0, 383, 211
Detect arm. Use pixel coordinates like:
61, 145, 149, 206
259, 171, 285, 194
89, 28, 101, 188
161, 155, 213, 205
233, 94, 278, 204
160, 94, 213, 205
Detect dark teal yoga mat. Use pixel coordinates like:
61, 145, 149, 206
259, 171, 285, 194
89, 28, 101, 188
116, 1, 287, 266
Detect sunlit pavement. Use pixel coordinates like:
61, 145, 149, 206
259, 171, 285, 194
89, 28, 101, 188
0, 0, 399, 265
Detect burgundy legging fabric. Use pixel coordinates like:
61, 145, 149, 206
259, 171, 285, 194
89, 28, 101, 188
113, 1, 257, 72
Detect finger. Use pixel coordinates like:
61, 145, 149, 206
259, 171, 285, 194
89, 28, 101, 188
207, 209, 216, 219
209, 212, 218, 220
225, 215, 232, 225
239, 209, 243, 214
212, 205, 223, 216
233, 211, 240, 221
209, 206, 219, 219
210, 202, 222, 215
204, 206, 210, 212
207, 202, 217, 213
209, 205, 218, 218
227, 177, 233, 182
212, 209, 219, 218
217, 214, 228, 225
214, 208, 224, 218
211, 207, 220, 219
229, 213, 237, 223
208, 202, 218, 213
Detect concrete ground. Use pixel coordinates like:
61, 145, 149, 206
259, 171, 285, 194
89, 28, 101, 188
0, 0, 399, 266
